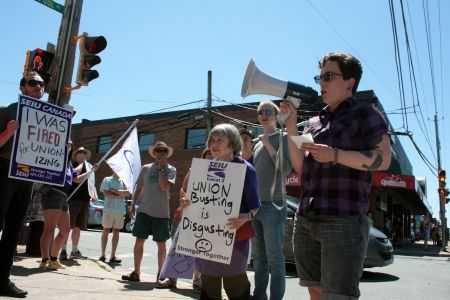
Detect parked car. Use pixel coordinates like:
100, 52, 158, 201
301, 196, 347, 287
283, 196, 394, 268
88, 200, 104, 228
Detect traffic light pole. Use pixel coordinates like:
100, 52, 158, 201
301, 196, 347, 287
47, 0, 83, 107
434, 114, 447, 250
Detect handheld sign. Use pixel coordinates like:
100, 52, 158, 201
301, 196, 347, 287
9, 94, 72, 186
160, 226, 195, 279
176, 158, 246, 264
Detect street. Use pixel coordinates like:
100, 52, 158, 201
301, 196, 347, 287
76, 229, 450, 299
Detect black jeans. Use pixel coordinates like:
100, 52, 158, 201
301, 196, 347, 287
0, 166, 32, 280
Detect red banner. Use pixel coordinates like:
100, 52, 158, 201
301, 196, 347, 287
371, 172, 415, 190
286, 173, 301, 186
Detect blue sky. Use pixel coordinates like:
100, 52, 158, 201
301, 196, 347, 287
1, 0, 449, 221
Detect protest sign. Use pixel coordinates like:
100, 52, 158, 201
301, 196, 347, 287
160, 226, 195, 279
176, 158, 246, 264
9, 94, 72, 186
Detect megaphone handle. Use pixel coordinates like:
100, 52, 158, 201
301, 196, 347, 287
277, 108, 291, 124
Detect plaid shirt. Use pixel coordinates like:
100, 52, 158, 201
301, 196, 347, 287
299, 97, 388, 216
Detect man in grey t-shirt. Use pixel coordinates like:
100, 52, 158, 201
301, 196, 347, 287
122, 141, 176, 285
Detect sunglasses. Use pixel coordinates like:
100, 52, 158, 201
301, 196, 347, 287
155, 148, 168, 153
27, 79, 45, 88
257, 109, 276, 116
313, 72, 344, 84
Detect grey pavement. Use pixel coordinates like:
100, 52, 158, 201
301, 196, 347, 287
9, 246, 200, 300
7, 240, 450, 300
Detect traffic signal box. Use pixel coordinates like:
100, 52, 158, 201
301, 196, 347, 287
438, 170, 449, 204
25, 48, 54, 87
76, 34, 107, 86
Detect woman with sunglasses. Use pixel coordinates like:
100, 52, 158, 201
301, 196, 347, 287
180, 124, 261, 300
252, 100, 292, 300
281, 52, 391, 300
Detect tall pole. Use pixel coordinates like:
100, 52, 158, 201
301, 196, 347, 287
206, 70, 212, 134
47, 0, 83, 107
434, 114, 447, 250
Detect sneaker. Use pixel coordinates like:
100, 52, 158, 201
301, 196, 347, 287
60, 249, 68, 260
99, 256, 106, 262
47, 260, 65, 270
0, 280, 27, 298
70, 250, 87, 259
39, 261, 49, 268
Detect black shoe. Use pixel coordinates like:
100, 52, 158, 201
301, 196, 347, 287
0, 280, 28, 298
60, 250, 68, 260
99, 256, 106, 262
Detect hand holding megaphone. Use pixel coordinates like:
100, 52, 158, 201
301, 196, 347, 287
279, 100, 299, 127
277, 96, 300, 124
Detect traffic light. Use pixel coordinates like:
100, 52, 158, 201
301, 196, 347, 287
438, 188, 449, 198
76, 33, 107, 86
438, 169, 446, 188
25, 48, 54, 85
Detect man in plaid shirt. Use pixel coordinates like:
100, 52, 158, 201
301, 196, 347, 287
281, 52, 391, 300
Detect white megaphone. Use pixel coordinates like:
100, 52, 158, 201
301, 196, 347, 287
241, 58, 318, 123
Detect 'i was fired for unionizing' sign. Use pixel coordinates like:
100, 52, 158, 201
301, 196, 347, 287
9, 94, 72, 186
176, 158, 246, 264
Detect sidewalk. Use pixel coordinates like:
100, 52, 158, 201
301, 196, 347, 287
9, 247, 200, 300
393, 240, 450, 257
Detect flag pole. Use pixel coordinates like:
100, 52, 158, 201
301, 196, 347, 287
66, 119, 139, 201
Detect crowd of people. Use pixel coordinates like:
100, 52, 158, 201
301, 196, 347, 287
1, 52, 394, 299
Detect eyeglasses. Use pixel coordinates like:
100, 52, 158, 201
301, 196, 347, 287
26, 79, 45, 88
313, 72, 344, 84
257, 109, 276, 116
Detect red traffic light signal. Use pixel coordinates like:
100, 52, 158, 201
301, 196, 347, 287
76, 34, 107, 86
438, 188, 449, 197
26, 48, 54, 84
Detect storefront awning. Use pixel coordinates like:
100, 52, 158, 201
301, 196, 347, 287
371, 172, 432, 215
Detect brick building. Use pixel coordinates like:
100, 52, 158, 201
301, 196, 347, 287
71, 90, 431, 241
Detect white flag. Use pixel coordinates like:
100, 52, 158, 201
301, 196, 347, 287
106, 128, 142, 194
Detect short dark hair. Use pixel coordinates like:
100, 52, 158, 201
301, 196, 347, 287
319, 52, 362, 95
20, 71, 42, 87
239, 128, 255, 139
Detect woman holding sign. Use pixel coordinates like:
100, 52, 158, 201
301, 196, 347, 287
180, 124, 261, 300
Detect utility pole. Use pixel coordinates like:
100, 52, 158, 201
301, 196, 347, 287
434, 114, 447, 250
206, 70, 213, 134
47, 0, 83, 107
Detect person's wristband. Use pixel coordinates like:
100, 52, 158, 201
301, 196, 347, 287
333, 148, 339, 164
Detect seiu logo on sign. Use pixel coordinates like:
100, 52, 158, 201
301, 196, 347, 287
207, 161, 227, 183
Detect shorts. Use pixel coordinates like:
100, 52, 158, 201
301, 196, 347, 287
293, 212, 369, 299
68, 200, 89, 230
132, 212, 170, 242
41, 189, 69, 212
102, 211, 124, 229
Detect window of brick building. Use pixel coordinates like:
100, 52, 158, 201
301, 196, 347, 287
186, 128, 206, 149
139, 133, 155, 151
97, 135, 112, 153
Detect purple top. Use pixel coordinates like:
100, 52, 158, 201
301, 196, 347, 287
197, 156, 261, 276
299, 97, 388, 216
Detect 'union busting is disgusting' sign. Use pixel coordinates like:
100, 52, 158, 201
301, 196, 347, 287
9, 94, 72, 186
176, 158, 246, 264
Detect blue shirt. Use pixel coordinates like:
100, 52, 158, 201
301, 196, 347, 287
100, 176, 127, 214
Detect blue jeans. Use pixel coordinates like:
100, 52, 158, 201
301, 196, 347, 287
252, 202, 287, 300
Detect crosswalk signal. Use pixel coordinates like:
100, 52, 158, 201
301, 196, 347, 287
24, 48, 55, 85
76, 33, 107, 86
